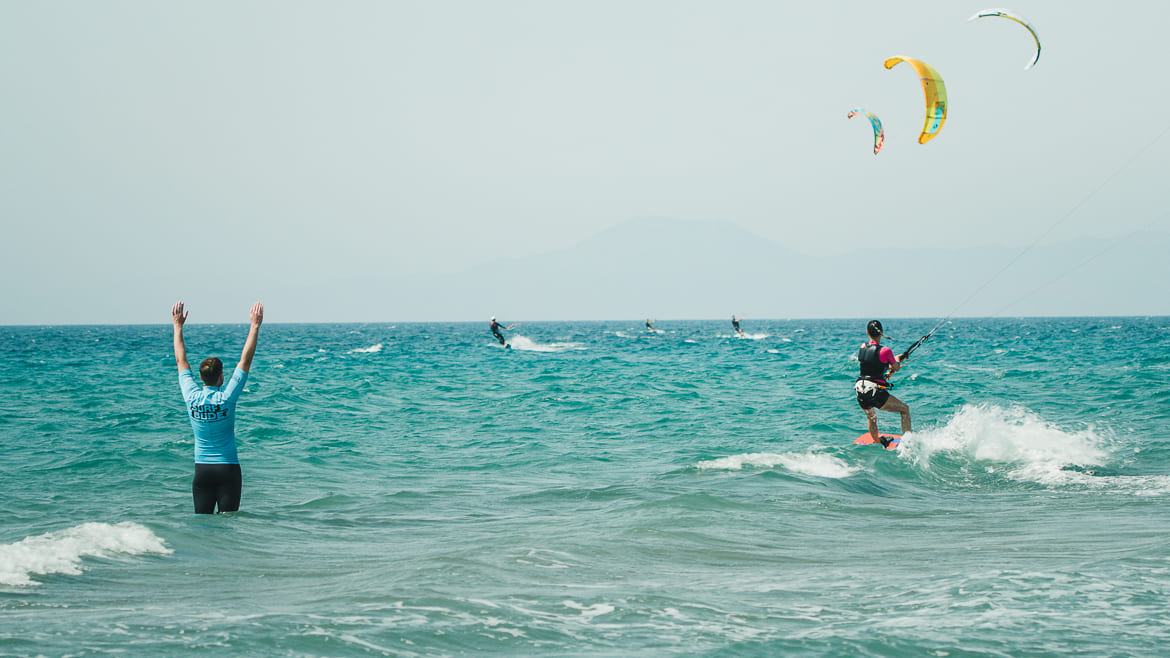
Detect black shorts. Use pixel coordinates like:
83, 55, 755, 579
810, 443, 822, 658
857, 387, 890, 410
192, 463, 242, 514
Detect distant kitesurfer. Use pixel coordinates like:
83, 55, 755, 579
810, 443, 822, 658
646, 319, 656, 333
854, 320, 911, 446
171, 301, 264, 514
490, 317, 515, 346
732, 315, 745, 337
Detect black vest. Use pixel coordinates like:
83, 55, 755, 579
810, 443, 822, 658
858, 343, 888, 382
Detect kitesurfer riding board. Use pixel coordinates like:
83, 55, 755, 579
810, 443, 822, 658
731, 315, 745, 338
854, 320, 912, 447
490, 317, 516, 348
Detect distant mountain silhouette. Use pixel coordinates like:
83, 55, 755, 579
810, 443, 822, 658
372, 217, 1170, 321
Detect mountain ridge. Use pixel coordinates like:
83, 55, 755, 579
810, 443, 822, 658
279, 217, 1170, 322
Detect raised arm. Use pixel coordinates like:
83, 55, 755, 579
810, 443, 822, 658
172, 301, 190, 372
237, 302, 264, 373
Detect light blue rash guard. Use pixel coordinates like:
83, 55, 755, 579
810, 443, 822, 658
179, 367, 247, 464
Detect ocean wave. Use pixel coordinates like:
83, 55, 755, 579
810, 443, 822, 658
348, 343, 383, 354
901, 404, 1116, 487
0, 522, 171, 587
695, 451, 858, 479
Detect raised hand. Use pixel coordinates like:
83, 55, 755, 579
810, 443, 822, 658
172, 301, 188, 326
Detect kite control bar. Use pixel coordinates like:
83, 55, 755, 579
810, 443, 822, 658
898, 320, 947, 363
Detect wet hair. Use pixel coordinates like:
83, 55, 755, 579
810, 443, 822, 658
866, 320, 883, 339
199, 357, 223, 385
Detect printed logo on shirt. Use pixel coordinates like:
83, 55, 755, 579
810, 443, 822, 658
190, 401, 228, 422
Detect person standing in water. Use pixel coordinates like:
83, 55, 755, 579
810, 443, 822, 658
172, 300, 263, 514
490, 317, 515, 346
854, 319, 911, 447
731, 315, 745, 337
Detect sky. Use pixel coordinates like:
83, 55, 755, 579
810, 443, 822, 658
1, 1, 1167, 324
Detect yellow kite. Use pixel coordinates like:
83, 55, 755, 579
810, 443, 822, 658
884, 56, 948, 144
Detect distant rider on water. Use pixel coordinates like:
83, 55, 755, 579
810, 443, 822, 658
490, 317, 515, 346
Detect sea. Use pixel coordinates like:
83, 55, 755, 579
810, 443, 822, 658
2, 317, 1168, 656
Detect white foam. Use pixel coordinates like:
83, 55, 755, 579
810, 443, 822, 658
903, 404, 1109, 485
1046, 472, 1170, 495
0, 522, 172, 587
562, 600, 615, 620
508, 336, 586, 353
696, 451, 858, 479
722, 332, 768, 340
348, 343, 383, 354
516, 548, 575, 569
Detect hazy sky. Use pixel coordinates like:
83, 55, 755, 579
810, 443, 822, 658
2, 1, 1167, 323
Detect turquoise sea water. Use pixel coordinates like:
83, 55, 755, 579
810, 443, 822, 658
2, 318, 1168, 656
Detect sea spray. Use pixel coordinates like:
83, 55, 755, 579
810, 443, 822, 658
506, 336, 587, 353
900, 403, 1109, 484
695, 451, 858, 479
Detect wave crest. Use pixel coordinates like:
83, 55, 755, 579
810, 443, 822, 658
696, 451, 858, 479
0, 521, 172, 587
905, 404, 1109, 485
